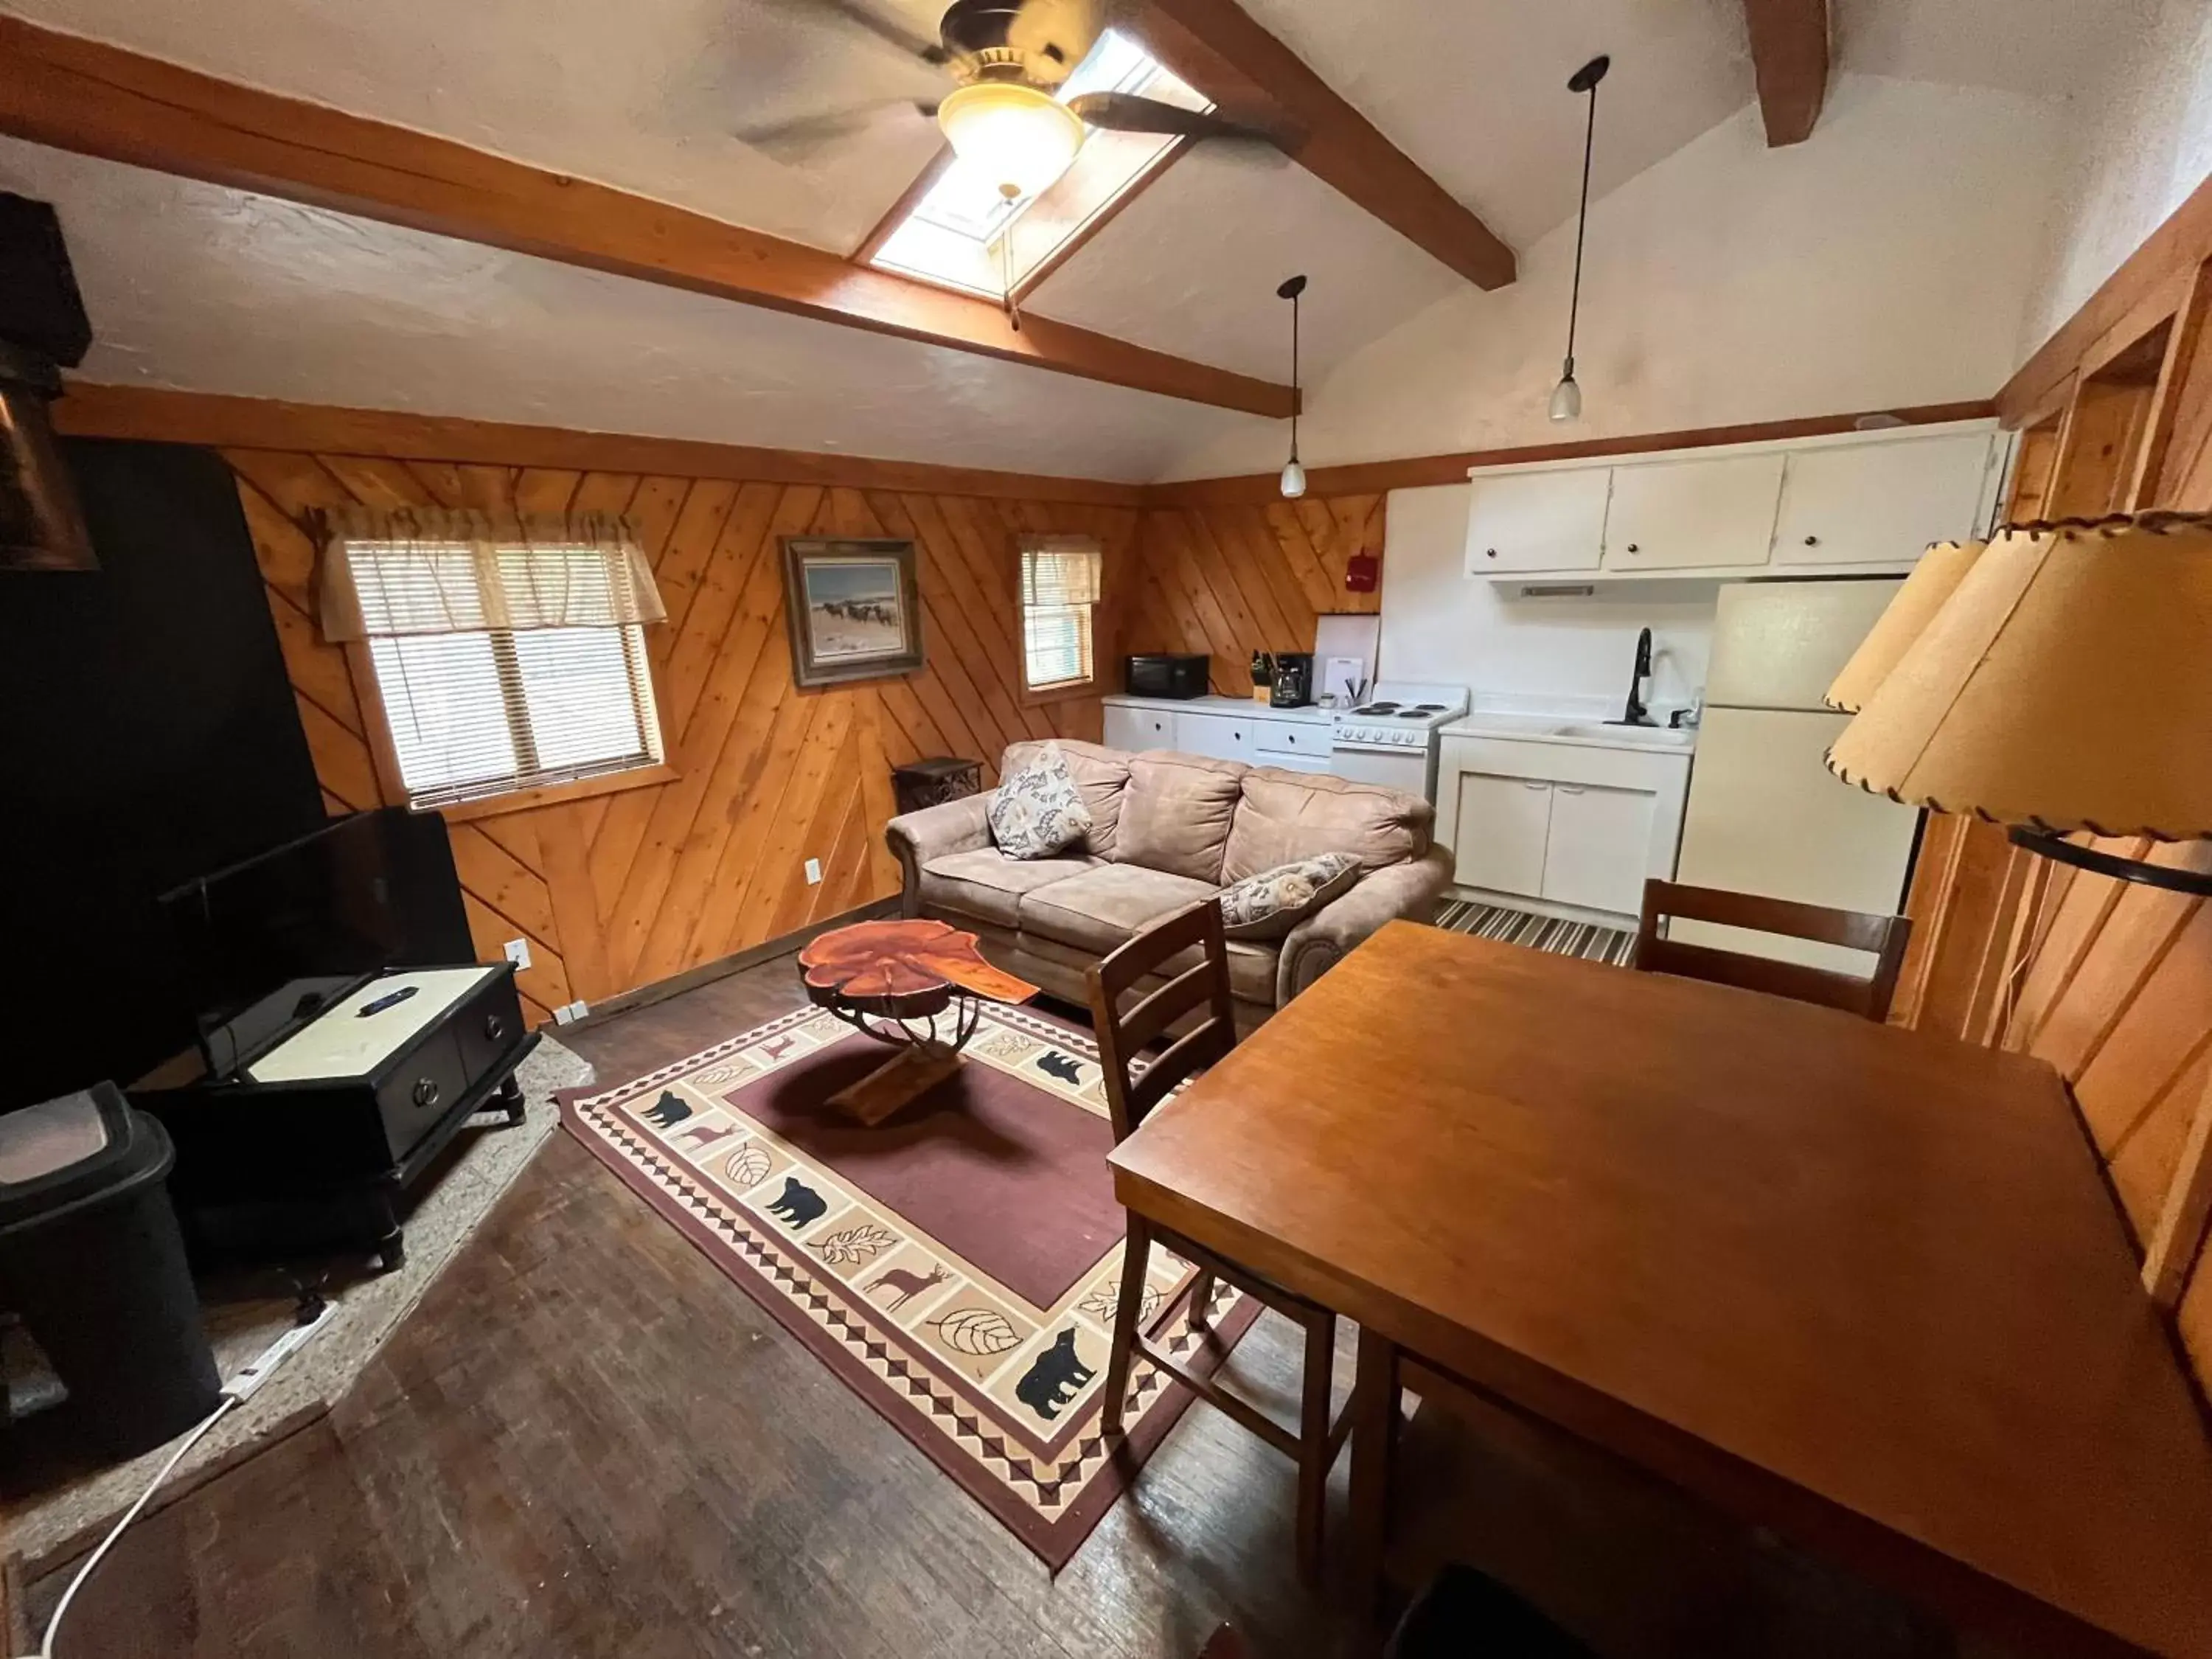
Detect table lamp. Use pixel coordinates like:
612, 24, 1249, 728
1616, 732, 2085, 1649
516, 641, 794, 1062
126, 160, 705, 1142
1825, 512, 2212, 897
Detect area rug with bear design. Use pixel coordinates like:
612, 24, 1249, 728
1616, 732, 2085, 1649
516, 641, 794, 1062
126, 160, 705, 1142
558, 997, 1260, 1568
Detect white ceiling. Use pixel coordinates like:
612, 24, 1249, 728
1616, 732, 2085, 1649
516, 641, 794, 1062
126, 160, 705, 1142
0, 0, 2149, 478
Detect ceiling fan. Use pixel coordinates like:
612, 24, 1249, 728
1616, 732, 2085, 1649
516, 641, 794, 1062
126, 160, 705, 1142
742, 0, 1278, 193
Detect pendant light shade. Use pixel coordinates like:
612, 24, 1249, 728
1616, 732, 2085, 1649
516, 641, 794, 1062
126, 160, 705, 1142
1278, 273, 1308, 500
937, 83, 1084, 200
1551, 55, 1609, 423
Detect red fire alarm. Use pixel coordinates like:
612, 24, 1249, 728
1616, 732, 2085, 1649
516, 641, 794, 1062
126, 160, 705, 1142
1344, 549, 1379, 594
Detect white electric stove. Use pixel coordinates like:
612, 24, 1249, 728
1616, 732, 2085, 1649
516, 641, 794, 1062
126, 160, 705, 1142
1329, 681, 1470, 800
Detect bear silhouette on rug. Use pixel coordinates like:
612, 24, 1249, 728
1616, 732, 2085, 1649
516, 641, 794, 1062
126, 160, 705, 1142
765, 1175, 827, 1228
1015, 1329, 1095, 1421
643, 1091, 691, 1129
1034, 1051, 1082, 1086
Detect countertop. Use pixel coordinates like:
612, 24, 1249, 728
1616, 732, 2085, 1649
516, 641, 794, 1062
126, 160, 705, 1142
1103, 692, 1334, 725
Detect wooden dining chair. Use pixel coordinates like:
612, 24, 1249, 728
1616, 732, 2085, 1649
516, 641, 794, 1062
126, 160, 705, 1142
1633, 879, 1913, 1023
1087, 899, 1356, 1585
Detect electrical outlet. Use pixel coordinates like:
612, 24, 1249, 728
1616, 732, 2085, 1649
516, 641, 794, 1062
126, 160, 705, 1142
504, 938, 532, 972
552, 1003, 574, 1026
561, 1000, 590, 1023
804, 858, 822, 886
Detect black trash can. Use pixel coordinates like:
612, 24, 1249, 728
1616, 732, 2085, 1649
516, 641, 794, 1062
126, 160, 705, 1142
0, 1082, 221, 1457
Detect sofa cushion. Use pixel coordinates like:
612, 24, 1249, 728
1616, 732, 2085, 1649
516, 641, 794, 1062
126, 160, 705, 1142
1002, 928, 1279, 1008
1114, 753, 1248, 884
921, 848, 1100, 929
1002, 739, 1130, 858
1222, 767, 1433, 884
1165, 937, 1279, 1004
988, 742, 1093, 859
1217, 852, 1363, 940
1017, 863, 1219, 956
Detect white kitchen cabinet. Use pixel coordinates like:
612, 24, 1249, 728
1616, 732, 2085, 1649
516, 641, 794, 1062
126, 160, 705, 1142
1464, 467, 1613, 574
1450, 773, 1554, 897
1601, 451, 1785, 572
1541, 783, 1660, 915
1771, 431, 2000, 566
1252, 720, 1332, 766
1102, 703, 1174, 751
1173, 711, 1257, 761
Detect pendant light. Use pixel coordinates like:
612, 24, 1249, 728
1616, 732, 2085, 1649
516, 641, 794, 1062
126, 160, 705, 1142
1551, 55, 1610, 423
1278, 273, 1308, 498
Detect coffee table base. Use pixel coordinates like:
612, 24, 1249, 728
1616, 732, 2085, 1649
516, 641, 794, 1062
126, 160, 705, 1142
827, 1043, 966, 1127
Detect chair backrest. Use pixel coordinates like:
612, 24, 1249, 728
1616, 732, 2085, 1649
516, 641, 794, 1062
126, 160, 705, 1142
1085, 899, 1238, 1144
1633, 879, 1913, 1023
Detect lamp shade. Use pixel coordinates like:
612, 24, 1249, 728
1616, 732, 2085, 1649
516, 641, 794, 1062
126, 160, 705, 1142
1823, 536, 1988, 713
1826, 513, 2212, 838
936, 83, 1083, 200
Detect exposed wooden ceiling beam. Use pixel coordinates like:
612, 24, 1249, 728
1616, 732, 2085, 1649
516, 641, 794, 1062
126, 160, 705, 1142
1127, 0, 1517, 291
0, 17, 1293, 419
1742, 0, 1829, 146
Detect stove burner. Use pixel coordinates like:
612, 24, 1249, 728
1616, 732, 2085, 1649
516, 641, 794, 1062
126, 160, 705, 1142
1352, 701, 1400, 715
1408, 703, 1447, 713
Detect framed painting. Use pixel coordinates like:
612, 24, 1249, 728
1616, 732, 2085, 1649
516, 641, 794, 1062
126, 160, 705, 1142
779, 538, 925, 687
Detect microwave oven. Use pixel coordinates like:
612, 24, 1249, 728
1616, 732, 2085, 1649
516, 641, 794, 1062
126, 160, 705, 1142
1124, 653, 1209, 699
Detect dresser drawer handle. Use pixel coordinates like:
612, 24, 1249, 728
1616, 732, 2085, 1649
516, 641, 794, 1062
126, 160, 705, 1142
412, 1078, 440, 1109
484, 1014, 507, 1043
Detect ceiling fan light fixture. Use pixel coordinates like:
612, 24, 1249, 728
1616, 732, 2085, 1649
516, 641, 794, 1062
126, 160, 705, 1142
936, 81, 1083, 199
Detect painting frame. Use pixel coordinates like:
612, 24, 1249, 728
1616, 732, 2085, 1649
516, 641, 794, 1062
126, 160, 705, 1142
779, 537, 925, 688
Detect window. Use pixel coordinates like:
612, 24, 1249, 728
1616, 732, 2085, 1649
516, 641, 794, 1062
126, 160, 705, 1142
321, 515, 667, 808
1020, 538, 1103, 694
865, 31, 1209, 299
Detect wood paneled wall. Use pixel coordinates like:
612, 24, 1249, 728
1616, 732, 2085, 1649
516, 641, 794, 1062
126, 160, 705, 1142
1905, 171, 2212, 1398
1126, 497, 1383, 694
225, 445, 1136, 1026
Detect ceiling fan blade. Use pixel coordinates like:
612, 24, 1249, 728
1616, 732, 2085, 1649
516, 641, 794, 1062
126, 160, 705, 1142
1065, 92, 1280, 145
736, 99, 938, 150
777, 0, 947, 64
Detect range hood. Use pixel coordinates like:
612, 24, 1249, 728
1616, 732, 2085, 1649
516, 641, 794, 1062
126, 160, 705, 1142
0, 195, 95, 571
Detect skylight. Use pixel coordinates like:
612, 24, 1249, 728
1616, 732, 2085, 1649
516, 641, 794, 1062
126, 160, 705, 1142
866, 31, 1210, 302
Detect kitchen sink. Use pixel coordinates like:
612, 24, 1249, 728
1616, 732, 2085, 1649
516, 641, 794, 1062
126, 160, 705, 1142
1548, 723, 1696, 747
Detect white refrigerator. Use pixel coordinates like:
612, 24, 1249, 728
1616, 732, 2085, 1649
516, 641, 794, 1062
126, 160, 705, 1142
1672, 580, 1922, 973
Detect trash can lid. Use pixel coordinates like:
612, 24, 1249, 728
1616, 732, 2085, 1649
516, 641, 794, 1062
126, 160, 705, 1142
0, 1081, 175, 1234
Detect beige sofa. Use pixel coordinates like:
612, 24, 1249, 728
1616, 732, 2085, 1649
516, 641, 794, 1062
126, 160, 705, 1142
885, 739, 1453, 1029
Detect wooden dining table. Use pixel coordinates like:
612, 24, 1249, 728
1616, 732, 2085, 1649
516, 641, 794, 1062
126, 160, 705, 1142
1107, 921, 2212, 1658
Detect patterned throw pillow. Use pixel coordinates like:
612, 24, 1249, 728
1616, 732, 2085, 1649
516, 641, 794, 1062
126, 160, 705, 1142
988, 743, 1096, 860
1216, 852, 1362, 940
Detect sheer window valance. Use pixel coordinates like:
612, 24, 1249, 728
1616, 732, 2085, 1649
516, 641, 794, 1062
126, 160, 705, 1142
317, 507, 667, 642
1020, 536, 1103, 609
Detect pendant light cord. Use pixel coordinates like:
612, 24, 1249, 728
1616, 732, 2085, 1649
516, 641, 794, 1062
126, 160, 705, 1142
1564, 71, 1599, 372
1288, 288, 1300, 461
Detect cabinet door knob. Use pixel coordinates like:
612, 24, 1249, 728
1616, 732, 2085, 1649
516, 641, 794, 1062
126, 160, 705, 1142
484, 1014, 506, 1042
1485, 548, 1498, 558
1803, 535, 1820, 546
413, 1078, 440, 1109
1626, 543, 1641, 554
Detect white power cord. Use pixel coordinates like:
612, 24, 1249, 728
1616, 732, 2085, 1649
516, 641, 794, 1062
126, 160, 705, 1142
22, 1295, 338, 1658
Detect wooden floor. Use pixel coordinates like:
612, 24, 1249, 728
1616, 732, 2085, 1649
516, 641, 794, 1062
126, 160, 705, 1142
23, 957, 1370, 1659
28, 953, 1979, 1658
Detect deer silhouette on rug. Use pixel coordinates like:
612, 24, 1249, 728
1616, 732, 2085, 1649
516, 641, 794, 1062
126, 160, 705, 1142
1015, 1329, 1095, 1421
866, 1262, 951, 1311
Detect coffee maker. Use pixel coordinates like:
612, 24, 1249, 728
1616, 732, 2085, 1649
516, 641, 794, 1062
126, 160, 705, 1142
1270, 653, 1315, 708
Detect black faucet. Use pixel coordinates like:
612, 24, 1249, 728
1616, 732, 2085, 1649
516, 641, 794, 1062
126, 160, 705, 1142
1616, 627, 1655, 726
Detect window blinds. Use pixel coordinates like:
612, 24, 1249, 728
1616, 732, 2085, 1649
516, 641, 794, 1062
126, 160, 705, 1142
321, 510, 667, 807
1020, 538, 1102, 692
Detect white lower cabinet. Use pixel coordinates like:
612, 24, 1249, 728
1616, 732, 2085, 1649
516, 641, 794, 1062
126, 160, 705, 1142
1541, 783, 1660, 916
1450, 773, 1554, 897
1173, 711, 1256, 761
1102, 703, 1173, 751
1434, 734, 1693, 923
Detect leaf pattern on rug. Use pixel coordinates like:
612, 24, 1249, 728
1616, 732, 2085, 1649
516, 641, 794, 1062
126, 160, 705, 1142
724, 1142, 772, 1189
810, 1224, 899, 1265
931, 1307, 1023, 1357
1078, 1279, 1160, 1324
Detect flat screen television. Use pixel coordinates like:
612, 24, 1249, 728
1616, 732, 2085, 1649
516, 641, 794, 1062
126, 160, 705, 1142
160, 808, 473, 1077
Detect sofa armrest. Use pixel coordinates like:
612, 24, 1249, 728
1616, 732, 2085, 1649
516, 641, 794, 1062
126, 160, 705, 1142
1278, 846, 1454, 1004
886, 793, 996, 917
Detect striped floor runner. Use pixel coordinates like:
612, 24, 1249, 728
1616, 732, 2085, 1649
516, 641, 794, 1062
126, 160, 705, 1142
1433, 899, 1637, 967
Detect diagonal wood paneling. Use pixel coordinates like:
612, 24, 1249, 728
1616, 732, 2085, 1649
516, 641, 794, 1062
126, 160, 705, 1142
1125, 496, 1384, 693
224, 445, 1137, 1029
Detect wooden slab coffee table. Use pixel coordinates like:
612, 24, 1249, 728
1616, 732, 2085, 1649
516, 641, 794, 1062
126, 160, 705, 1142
797, 919, 1039, 1125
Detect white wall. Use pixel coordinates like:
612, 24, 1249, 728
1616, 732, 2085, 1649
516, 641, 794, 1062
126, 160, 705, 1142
1379, 484, 1716, 709
2020, 0, 2212, 352
1162, 74, 2065, 481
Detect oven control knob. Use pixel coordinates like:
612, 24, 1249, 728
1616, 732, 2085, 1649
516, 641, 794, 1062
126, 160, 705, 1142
413, 1078, 440, 1109
484, 1014, 506, 1042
